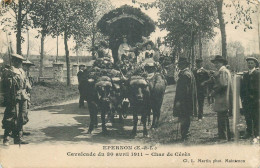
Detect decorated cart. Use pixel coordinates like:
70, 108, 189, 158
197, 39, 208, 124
97, 5, 156, 63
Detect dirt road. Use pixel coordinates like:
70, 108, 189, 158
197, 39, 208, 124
0, 99, 152, 146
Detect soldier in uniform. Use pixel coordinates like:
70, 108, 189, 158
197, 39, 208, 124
173, 57, 198, 141
193, 58, 210, 121
2, 54, 31, 145
241, 57, 259, 139
77, 64, 86, 108
210, 55, 232, 141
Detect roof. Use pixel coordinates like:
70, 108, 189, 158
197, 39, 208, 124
97, 5, 155, 40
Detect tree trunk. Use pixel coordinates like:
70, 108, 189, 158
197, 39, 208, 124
64, 30, 71, 86
39, 31, 45, 77
216, 0, 227, 59
199, 31, 202, 59
75, 38, 80, 64
16, 0, 22, 55
191, 31, 195, 70
91, 22, 96, 59
56, 36, 59, 62
258, 3, 260, 54
26, 15, 29, 58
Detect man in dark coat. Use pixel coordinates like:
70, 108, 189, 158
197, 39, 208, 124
241, 57, 259, 139
193, 58, 210, 121
173, 57, 198, 140
77, 64, 86, 108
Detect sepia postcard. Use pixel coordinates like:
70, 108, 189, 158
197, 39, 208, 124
0, 0, 259, 167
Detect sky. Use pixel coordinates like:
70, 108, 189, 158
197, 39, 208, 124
0, 0, 259, 57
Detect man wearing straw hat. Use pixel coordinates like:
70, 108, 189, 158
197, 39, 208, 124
240, 57, 259, 140
173, 57, 197, 141
210, 55, 232, 141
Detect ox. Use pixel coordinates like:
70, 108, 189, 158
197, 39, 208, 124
127, 70, 167, 137
82, 69, 113, 134
94, 76, 113, 134
83, 76, 99, 134
110, 77, 130, 123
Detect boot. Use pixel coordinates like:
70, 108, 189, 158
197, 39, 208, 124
3, 137, 10, 146
14, 138, 29, 144
102, 125, 108, 135
14, 131, 29, 145
3, 129, 11, 146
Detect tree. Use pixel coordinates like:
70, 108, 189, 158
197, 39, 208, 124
132, 0, 217, 69
227, 41, 245, 57
0, 0, 33, 55
71, 0, 114, 60
226, 41, 245, 71
87, 0, 113, 58
158, 0, 217, 68
30, 0, 58, 77
133, 0, 257, 61
49, 0, 93, 86
215, 0, 227, 59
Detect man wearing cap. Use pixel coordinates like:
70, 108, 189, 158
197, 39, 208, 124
210, 55, 232, 141
77, 64, 86, 108
240, 57, 259, 139
2, 54, 31, 145
173, 57, 197, 141
193, 58, 210, 121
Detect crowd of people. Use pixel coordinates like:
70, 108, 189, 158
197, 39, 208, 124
174, 55, 259, 142
78, 36, 259, 143
1, 35, 259, 145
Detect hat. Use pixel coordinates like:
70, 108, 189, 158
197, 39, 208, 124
22, 59, 35, 66
246, 57, 259, 67
11, 53, 25, 60
195, 58, 203, 63
210, 55, 227, 65
178, 57, 190, 65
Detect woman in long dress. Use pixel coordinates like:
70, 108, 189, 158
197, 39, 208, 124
118, 37, 135, 62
